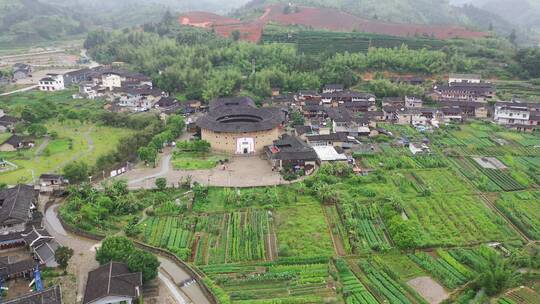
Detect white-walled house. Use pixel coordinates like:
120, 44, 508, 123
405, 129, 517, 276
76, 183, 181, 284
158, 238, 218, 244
38, 74, 64, 91
102, 73, 123, 90
493, 101, 540, 132
449, 73, 481, 84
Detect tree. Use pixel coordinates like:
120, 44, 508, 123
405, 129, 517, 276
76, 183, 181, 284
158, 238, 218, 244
96, 236, 135, 265
27, 124, 48, 137
475, 250, 521, 296
63, 161, 89, 184
55, 246, 74, 273
289, 110, 305, 126
127, 251, 160, 283
138, 146, 157, 165
155, 177, 167, 191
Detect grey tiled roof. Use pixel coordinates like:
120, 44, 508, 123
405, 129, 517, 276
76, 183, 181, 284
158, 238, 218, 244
83, 262, 142, 304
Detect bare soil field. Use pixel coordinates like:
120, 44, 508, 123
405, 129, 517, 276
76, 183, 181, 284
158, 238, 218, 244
408, 276, 449, 304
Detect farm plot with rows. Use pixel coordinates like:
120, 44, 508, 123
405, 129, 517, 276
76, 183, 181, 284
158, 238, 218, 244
338, 203, 391, 253
447, 246, 497, 272
142, 216, 195, 250
499, 287, 540, 304
494, 191, 540, 240
354, 259, 428, 304
275, 203, 335, 257
200, 258, 338, 303
334, 258, 379, 304
324, 205, 353, 255
408, 169, 472, 194
469, 158, 527, 191
140, 209, 273, 265
408, 250, 473, 290
401, 195, 519, 247
193, 210, 272, 265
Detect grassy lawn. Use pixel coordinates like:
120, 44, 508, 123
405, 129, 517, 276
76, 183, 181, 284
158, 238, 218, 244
171, 151, 228, 170
0, 120, 133, 184
275, 202, 334, 257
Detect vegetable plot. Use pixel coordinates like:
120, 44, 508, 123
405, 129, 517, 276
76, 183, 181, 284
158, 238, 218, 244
334, 258, 379, 304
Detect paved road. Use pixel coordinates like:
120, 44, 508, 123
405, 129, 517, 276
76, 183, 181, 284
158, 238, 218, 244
127, 151, 173, 187
0, 85, 38, 96
43, 200, 209, 304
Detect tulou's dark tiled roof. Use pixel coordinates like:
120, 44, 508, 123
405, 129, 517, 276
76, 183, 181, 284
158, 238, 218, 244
0, 185, 36, 226
197, 98, 284, 133
83, 262, 142, 304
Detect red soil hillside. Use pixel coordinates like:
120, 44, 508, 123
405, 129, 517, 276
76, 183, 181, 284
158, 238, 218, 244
260, 4, 487, 39
178, 4, 487, 42
179, 12, 263, 42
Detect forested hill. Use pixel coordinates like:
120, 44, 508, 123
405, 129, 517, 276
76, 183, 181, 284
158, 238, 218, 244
235, 0, 512, 32
0, 0, 251, 46
0, 0, 86, 44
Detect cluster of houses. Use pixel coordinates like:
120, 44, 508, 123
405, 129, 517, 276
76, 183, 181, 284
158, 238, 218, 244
0, 183, 143, 304
256, 75, 539, 175
0, 64, 33, 85
35, 66, 203, 116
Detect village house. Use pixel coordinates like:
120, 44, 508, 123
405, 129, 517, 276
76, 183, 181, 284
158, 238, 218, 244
0, 256, 35, 282
78, 81, 105, 100
439, 100, 489, 119
494, 101, 540, 132
432, 82, 495, 103
295, 90, 321, 103
38, 174, 69, 192
12, 63, 32, 81
405, 96, 423, 108
326, 108, 372, 137
321, 91, 376, 112
312, 145, 348, 164
0, 135, 34, 152
0, 111, 19, 133
322, 84, 345, 94
114, 86, 164, 112
294, 125, 314, 139
0, 185, 37, 235
448, 73, 481, 84
83, 262, 142, 304
382, 97, 404, 108
63, 68, 93, 87
265, 134, 318, 173
22, 226, 60, 267
38, 73, 64, 92
306, 132, 354, 148
4, 285, 62, 304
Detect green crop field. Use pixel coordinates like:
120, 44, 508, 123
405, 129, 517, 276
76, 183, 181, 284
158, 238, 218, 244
275, 203, 335, 257
402, 195, 519, 247
494, 191, 540, 240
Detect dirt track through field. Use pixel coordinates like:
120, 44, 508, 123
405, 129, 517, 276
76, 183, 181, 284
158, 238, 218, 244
322, 205, 346, 256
